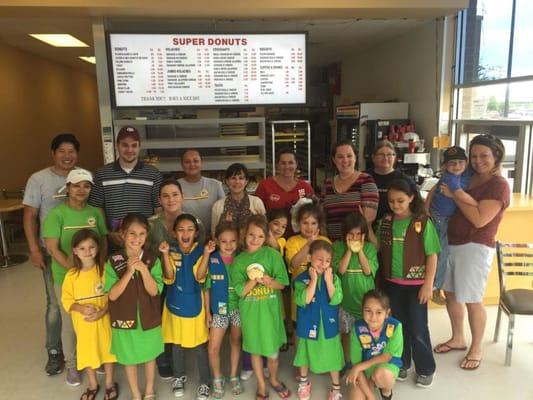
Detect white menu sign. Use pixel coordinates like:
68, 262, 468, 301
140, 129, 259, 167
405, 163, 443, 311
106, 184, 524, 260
109, 33, 306, 107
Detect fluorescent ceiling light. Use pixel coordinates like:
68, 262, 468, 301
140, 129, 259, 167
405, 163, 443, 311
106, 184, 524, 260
79, 56, 96, 64
30, 34, 88, 47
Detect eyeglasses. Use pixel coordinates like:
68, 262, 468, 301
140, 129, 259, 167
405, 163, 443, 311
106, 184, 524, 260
375, 153, 396, 158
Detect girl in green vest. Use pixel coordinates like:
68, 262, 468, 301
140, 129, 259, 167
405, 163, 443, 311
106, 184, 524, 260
377, 179, 440, 389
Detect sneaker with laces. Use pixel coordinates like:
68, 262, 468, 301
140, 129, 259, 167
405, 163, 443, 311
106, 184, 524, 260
171, 376, 186, 397
196, 384, 211, 400
240, 369, 253, 381
415, 373, 434, 388
328, 389, 343, 400
397, 368, 408, 382
45, 351, 64, 376
66, 367, 81, 386
297, 380, 311, 400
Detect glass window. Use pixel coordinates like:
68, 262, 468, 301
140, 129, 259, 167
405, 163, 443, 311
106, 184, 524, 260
461, 0, 513, 83
458, 83, 507, 119
511, 0, 533, 77
508, 81, 533, 119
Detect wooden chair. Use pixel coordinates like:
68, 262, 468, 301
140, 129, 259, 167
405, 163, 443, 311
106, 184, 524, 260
493, 241, 533, 366
0, 189, 24, 243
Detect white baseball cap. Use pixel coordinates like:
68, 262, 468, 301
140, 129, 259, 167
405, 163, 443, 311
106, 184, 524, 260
66, 168, 94, 185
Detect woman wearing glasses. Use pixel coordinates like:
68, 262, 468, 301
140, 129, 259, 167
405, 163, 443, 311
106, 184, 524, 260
366, 140, 413, 222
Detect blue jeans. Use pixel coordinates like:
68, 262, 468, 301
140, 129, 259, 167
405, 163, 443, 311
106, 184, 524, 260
386, 281, 436, 376
431, 213, 449, 289
42, 254, 62, 353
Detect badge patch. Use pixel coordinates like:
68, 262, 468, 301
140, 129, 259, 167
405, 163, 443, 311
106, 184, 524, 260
386, 323, 394, 338
269, 194, 281, 202
414, 221, 422, 233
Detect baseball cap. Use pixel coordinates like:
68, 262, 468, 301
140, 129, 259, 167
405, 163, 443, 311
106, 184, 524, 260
66, 168, 94, 185
443, 146, 467, 163
116, 126, 141, 143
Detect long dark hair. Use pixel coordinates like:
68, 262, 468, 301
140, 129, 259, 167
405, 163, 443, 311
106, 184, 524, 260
71, 229, 105, 277
387, 178, 423, 217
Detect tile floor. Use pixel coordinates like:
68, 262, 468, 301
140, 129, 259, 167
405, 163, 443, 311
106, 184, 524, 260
0, 243, 532, 399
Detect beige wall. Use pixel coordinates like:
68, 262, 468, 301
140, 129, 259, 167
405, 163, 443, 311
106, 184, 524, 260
0, 41, 102, 190
339, 20, 440, 144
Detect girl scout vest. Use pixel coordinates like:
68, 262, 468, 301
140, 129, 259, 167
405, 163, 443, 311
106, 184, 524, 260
294, 270, 339, 340
166, 244, 204, 318
207, 251, 231, 316
108, 251, 161, 330
354, 317, 402, 367
379, 214, 427, 280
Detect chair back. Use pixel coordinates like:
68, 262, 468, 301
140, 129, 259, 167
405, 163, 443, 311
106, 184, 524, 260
496, 241, 533, 296
1, 189, 24, 200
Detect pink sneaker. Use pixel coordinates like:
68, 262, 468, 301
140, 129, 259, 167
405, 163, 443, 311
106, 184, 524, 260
297, 381, 311, 400
328, 388, 343, 400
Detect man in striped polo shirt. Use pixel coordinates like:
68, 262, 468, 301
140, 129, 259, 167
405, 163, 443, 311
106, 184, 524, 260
89, 126, 162, 249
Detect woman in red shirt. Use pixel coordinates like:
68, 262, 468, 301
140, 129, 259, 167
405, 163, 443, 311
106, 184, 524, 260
255, 148, 314, 234
433, 134, 510, 371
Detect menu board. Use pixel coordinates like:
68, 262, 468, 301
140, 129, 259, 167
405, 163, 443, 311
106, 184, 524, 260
109, 33, 306, 107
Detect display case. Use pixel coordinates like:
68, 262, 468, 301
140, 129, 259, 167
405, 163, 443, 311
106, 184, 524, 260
267, 120, 311, 180
112, 117, 266, 179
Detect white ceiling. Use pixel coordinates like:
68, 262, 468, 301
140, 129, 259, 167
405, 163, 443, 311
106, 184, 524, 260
0, 16, 429, 75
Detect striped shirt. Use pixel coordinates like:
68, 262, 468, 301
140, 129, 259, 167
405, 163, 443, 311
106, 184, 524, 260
322, 173, 378, 240
88, 160, 162, 232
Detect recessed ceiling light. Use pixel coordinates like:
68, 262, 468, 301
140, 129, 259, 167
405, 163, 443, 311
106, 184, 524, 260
29, 34, 89, 47
79, 56, 96, 64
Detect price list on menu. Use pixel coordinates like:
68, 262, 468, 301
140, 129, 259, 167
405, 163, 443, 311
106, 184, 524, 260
110, 34, 306, 107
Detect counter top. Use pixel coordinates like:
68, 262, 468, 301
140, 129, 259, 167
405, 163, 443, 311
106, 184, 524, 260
507, 193, 533, 212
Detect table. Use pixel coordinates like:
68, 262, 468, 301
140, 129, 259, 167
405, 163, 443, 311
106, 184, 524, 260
0, 199, 27, 268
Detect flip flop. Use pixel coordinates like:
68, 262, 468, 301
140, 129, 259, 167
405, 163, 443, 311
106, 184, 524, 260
460, 357, 481, 370
256, 391, 270, 400
271, 382, 291, 399
433, 343, 467, 354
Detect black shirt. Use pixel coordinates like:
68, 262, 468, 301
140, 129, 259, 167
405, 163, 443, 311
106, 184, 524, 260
366, 168, 413, 221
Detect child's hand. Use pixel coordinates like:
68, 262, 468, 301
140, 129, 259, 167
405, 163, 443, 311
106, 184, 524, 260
308, 266, 318, 282
206, 311, 212, 327
360, 233, 366, 247
159, 241, 170, 254
440, 183, 453, 198
418, 283, 432, 304
79, 303, 98, 317
134, 260, 148, 273
324, 267, 333, 284
127, 257, 139, 274
260, 274, 274, 287
345, 364, 364, 386
84, 307, 104, 322
204, 240, 216, 255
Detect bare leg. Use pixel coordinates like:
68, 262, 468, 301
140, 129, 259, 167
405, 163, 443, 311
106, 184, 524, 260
267, 356, 281, 387
299, 365, 309, 379
124, 365, 141, 400
251, 354, 267, 395
341, 332, 351, 363
372, 368, 395, 396
229, 326, 242, 377
85, 368, 98, 390
104, 363, 114, 390
144, 360, 156, 397
436, 291, 467, 350
461, 302, 486, 368
208, 327, 226, 378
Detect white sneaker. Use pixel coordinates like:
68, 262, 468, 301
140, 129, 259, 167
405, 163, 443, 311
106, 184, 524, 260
240, 369, 253, 381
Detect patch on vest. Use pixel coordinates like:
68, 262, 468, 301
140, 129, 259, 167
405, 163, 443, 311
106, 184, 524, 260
210, 257, 220, 264
359, 334, 372, 349
112, 319, 135, 328
405, 265, 426, 279
414, 221, 422, 233
386, 323, 395, 338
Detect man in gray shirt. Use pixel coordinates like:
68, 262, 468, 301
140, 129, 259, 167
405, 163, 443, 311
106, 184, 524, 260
23, 134, 80, 377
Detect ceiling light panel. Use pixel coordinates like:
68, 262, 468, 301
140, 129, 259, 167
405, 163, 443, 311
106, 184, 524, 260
30, 34, 89, 47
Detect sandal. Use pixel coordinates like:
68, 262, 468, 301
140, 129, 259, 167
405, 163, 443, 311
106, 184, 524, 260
380, 389, 393, 400
256, 391, 270, 400
104, 382, 119, 400
271, 382, 291, 399
212, 377, 225, 399
143, 394, 156, 400
229, 376, 243, 395
80, 384, 100, 400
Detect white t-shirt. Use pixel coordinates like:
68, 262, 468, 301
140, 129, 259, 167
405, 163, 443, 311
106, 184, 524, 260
178, 176, 225, 231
